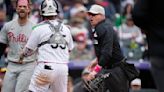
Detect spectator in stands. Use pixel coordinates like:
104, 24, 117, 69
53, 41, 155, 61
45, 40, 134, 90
62, 2, 71, 23
5, 0, 17, 21
68, 76, 74, 92
69, 17, 88, 38
121, 0, 134, 11
108, 0, 121, 13
70, 1, 88, 26
118, 15, 144, 60
70, 0, 86, 17
123, 3, 133, 17
81, 0, 95, 9
70, 6, 87, 26
0, 9, 6, 30
70, 33, 95, 61
132, 0, 164, 92
95, 0, 116, 23
69, 1, 88, 36
114, 1, 134, 30
130, 78, 141, 92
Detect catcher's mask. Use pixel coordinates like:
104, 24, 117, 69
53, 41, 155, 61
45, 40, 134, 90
40, 0, 59, 16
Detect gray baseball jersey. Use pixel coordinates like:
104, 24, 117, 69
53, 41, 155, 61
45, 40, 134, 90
0, 19, 36, 62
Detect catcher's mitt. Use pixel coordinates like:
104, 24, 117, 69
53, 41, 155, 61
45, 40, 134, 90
83, 73, 110, 92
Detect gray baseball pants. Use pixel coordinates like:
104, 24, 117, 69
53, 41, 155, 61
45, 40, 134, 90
1, 61, 36, 92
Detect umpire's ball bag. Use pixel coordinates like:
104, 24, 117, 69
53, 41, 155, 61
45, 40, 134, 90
113, 61, 140, 81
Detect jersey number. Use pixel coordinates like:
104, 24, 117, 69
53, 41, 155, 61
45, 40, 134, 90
51, 44, 66, 49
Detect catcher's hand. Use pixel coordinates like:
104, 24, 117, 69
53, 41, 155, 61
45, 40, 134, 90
83, 73, 110, 92
35, 72, 51, 86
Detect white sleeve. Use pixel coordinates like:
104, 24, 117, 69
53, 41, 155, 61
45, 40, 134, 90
120, 32, 133, 39
0, 23, 8, 44
25, 28, 40, 50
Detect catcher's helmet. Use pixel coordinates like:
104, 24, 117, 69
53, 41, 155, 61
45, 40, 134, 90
40, 0, 59, 16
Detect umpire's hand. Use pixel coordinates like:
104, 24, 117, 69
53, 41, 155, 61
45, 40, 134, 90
86, 71, 97, 81
87, 58, 98, 71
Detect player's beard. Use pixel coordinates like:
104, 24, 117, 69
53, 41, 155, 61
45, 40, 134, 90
18, 11, 29, 19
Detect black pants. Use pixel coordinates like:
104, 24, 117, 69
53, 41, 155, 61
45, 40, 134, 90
150, 57, 164, 92
100, 66, 129, 92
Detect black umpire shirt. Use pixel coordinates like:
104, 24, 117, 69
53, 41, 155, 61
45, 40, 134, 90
91, 19, 124, 68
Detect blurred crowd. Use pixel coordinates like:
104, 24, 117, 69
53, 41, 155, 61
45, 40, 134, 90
0, 0, 150, 91
0, 0, 148, 63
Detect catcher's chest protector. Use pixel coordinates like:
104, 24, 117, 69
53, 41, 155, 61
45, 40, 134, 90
38, 20, 67, 49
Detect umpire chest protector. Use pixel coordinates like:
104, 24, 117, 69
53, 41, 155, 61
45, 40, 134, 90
38, 20, 67, 49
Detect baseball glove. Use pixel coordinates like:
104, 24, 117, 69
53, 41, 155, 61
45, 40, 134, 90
83, 73, 110, 92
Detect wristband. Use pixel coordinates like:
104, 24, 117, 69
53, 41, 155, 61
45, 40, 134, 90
93, 64, 102, 73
